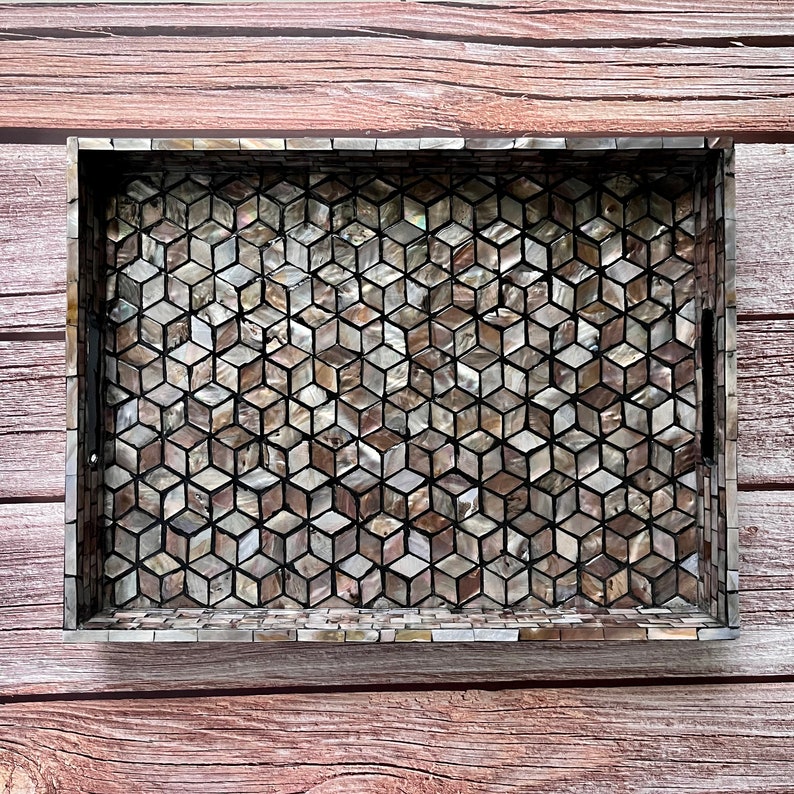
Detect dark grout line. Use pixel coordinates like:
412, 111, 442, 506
2, 673, 794, 707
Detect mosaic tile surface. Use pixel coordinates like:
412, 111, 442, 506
102, 154, 702, 612
65, 136, 737, 641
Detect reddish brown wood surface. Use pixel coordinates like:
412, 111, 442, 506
735, 144, 794, 316
0, 145, 65, 334
0, 342, 62, 433
737, 321, 794, 486
3, 0, 794, 42
2, 0, 794, 52
1, 684, 793, 793
0, 33, 793, 133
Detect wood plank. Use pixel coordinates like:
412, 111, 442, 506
1, 684, 793, 792
735, 143, 794, 316
0, 340, 64, 499
1, 37, 794, 133
0, 337, 63, 499
0, 145, 65, 334
5, 625, 794, 697
738, 320, 794, 486
0, 494, 791, 696
0, 5, 790, 782
0, 341, 63, 433
739, 490, 794, 591
0, 433, 63, 501
5, 0, 794, 9
2, 1, 794, 42
0, 503, 61, 630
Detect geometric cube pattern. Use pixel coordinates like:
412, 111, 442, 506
103, 162, 700, 611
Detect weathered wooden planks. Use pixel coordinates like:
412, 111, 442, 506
0, 3, 790, 788
0, 342, 63, 433
0, 337, 64, 498
0, 145, 66, 334
737, 321, 794, 486
735, 144, 794, 316
0, 493, 792, 696
0, 503, 61, 630
0, 434, 63, 502
739, 491, 794, 592
5, 625, 794, 698
2, 1, 794, 43
14, 625, 794, 698
1, 684, 793, 792
0, 36, 793, 133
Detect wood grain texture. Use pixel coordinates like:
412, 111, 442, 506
0, 503, 61, 630
0, 145, 65, 334
0, 434, 63, 501
1, 684, 793, 793
0, 36, 793, 133
735, 143, 794, 316
0, 342, 62, 433
739, 490, 794, 592
2, 1, 794, 41
6, 626, 794, 698
737, 321, 794, 486
0, 493, 791, 697
0, 341, 64, 499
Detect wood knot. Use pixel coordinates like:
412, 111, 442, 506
0, 753, 48, 794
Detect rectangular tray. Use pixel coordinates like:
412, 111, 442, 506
64, 136, 737, 642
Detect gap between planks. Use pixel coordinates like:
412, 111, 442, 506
3, 671, 794, 707
3, 0, 794, 47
